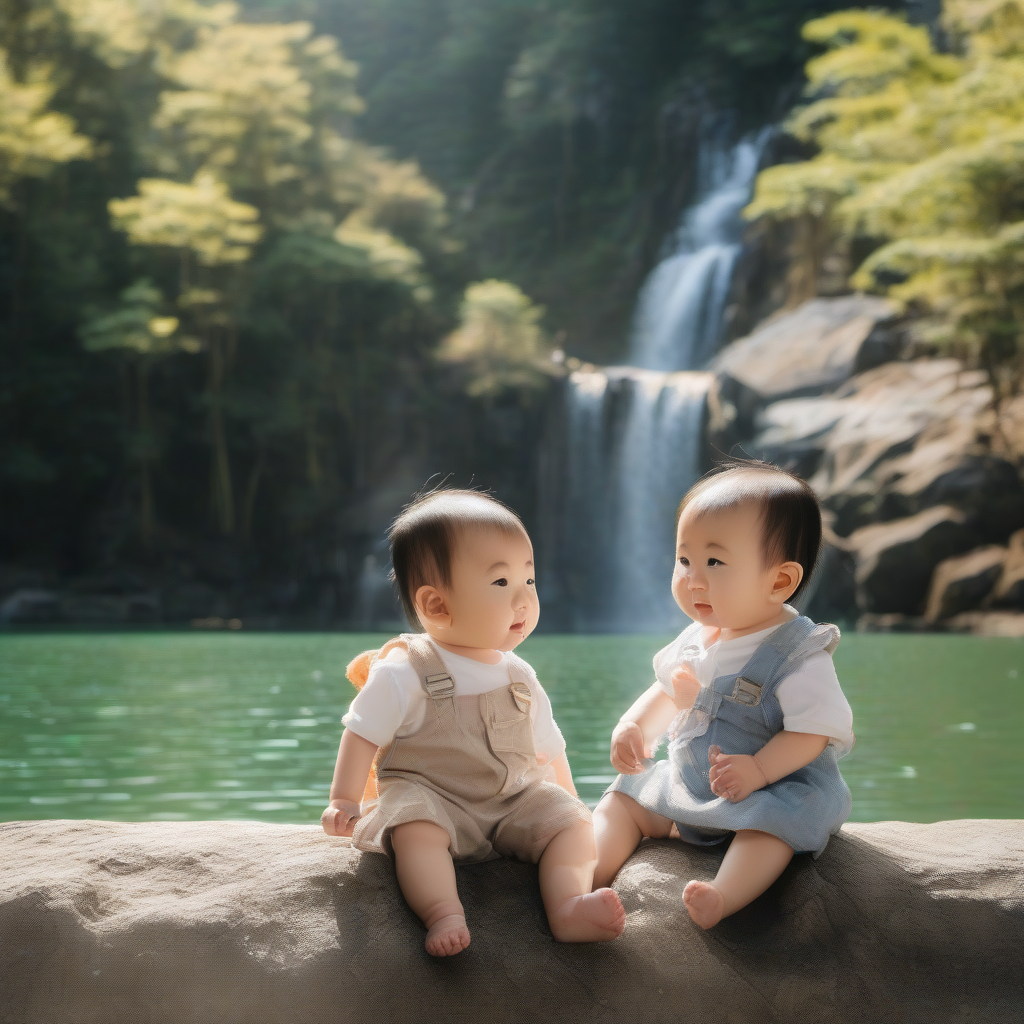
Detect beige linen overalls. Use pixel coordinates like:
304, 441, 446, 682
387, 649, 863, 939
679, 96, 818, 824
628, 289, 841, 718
352, 635, 592, 864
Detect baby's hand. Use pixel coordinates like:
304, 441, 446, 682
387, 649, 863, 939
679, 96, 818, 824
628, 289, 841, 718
610, 721, 649, 775
321, 798, 361, 837
670, 663, 700, 710
707, 745, 767, 803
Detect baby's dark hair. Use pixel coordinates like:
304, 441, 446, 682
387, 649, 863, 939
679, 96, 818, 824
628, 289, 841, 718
388, 488, 528, 628
676, 462, 822, 600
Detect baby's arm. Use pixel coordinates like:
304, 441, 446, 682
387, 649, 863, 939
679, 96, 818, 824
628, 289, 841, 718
550, 752, 578, 796
610, 683, 678, 774
321, 728, 378, 836
708, 731, 828, 803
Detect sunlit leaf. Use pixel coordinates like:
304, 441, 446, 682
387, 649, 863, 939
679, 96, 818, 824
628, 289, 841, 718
109, 172, 262, 264
0, 49, 92, 203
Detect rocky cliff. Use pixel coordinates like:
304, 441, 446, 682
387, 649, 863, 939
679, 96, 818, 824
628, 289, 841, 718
1, 819, 1022, 1024
711, 295, 1024, 632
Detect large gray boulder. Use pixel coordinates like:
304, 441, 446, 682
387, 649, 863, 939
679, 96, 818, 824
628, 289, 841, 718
2, 819, 1022, 1023
713, 290, 1024, 625
747, 357, 1024, 621
713, 294, 898, 406
752, 359, 994, 528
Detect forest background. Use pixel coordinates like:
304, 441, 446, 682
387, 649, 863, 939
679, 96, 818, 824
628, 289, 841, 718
7, 0, 1014, 628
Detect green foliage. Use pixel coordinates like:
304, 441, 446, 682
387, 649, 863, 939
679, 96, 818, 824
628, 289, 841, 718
0, 0, 486, 567
746, 2, 1024, 397
438, 279, 550, 395
109, 174, 262, 265
80, 279, 193, 355
0, 48, 92, 204
291, 0, 878, 359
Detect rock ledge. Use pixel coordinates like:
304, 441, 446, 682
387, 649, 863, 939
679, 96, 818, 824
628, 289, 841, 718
1, 819, 1022, 1024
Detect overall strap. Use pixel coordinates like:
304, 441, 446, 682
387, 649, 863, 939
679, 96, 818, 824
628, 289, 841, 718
690, 617, 840, 719
402, 634, 457, 700
734, 617, 841, 697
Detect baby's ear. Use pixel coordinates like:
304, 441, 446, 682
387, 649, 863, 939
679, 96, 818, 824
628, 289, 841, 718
414, 584, 450, 626
771, 561, 803, 602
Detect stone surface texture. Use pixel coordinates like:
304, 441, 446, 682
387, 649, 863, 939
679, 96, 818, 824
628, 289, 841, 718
925, 546, 1008, 622
1, 819, 1022, 1024
989, 529, 1024, 609
712, 296, 1024, 626
845, 506, 976, 615
712, 294, 898, 404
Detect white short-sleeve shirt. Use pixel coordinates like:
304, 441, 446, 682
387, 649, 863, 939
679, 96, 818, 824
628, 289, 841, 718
653, 605, 855, 757
342, 640, 566, 764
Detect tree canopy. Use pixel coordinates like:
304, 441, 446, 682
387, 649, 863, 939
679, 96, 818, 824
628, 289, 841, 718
747, 1, 1024, 398
0, 0, 483, 574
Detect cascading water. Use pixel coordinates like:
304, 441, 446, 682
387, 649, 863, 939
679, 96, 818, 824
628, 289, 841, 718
631, 133, 767, 372
546, 128, 767, 631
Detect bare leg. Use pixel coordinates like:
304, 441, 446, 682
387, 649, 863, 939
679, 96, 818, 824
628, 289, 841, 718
538, 822, 626, 943
593, 791, 675, 890
683, 829, 794, 929
391, 820, 470, 956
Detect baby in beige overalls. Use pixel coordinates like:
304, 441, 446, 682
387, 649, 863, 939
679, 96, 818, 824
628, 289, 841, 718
321, 490, 626, 956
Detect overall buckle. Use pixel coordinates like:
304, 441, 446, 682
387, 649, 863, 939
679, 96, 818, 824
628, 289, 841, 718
510, 680, 532, 713
424, 672, 456, 699
731, 676, 763, 706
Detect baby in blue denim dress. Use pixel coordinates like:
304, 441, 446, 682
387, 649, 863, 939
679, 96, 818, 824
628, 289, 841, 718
593, 463, 854, 929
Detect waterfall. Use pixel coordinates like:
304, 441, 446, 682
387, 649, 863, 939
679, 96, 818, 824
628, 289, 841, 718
612, 370, 711, 629
631, 133, 766, 371
545, 128, 765, 631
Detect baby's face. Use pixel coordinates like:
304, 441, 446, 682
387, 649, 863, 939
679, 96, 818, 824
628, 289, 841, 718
671, 500, 794, 632
437, 527, 539, 651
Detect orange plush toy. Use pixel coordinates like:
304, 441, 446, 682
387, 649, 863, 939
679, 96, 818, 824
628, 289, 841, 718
345, 636, 409, 805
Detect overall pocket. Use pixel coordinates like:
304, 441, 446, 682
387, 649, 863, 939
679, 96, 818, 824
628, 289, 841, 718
487, 683, 534, 752
486, 684, 536, 794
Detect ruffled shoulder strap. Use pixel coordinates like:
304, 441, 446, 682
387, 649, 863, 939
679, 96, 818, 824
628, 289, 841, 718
737, 616, 841, 694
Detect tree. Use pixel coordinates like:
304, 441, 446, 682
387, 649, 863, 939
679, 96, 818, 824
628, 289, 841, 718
745, 2, 1024, 401
109, 174, 261, 534
100, 1, 454, 540
0, 48, 92, 205
80, 279, 198, 545
438, 279, 550, 396
0, 0, 562, 594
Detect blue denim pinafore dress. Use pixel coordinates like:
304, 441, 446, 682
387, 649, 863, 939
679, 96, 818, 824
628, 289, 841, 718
607, 616, 852, 857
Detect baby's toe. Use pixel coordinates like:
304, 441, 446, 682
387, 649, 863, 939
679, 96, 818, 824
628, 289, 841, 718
424, 914, 471, 957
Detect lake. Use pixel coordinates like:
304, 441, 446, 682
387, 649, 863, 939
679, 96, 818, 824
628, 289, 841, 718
1, 632, 1021, 824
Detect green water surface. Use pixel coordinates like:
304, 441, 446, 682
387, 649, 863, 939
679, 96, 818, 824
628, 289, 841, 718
1, 632, 1021, 823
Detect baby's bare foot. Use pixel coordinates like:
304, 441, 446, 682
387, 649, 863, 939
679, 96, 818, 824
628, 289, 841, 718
549, 888, 626, 943
683, 880, 725, 929
424, 914, 471, 957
